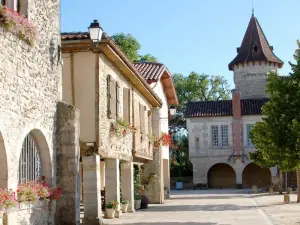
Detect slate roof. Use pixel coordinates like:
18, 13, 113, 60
133, 62, 166, 81
185, 98, 268, 118
228, 14, 283, 70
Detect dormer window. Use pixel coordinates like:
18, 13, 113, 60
253, 43, 258, 53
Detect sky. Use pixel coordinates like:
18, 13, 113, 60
61, 0, 300, 88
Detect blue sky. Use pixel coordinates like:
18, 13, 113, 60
61, 0, 300, 88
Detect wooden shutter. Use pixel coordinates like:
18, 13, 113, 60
148, 110, 152, 134
123, 88, 130, 123
107, 75, 116, 119
116, 82, 120, 118
139, 103, 145, 134
128, 89, 131, 124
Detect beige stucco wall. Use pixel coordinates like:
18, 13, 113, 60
62, 52, 96, 143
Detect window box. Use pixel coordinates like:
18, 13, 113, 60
0, 4, 36, 46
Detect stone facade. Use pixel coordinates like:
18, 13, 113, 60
187, 115, 277, 188
233, 61, 278, 99
0, 1, 81, 224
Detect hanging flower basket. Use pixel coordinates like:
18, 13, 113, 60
0, 4, 36, 46
153, 133, 171, 148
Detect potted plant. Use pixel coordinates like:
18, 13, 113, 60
140, 195, 149, 209
105, 200, 118, 219
120, 200, 129, 213
134, 195, 142, 210
176, 177, 184, 190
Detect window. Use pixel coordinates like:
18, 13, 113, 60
211, 126, 219, 147
246, 124, 254, 146
221, 125, 229, 147
1, 0, 5, 5
19, 133, 41, 184
253, 43, 258, 53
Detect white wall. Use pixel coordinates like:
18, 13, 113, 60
151, 81, 169, 159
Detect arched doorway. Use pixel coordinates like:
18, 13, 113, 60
0, 132, 8, 189
207, 163, 236, 188
242, 163, 271, 188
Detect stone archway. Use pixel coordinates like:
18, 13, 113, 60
242, 163, 271, 188
0, 132, 8, 189
207, 163, 236, 188
18, 129, 52, 185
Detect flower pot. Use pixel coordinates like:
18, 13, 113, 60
269, 187, 273, 195
134, 200, 141, 210
176, 182, 183, 190
0, 212, 4, 225
105, 208, 115, 219
284, 193, 291, 204
121, 203, 129, 213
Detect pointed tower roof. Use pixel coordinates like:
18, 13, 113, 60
228, 14, 283, 71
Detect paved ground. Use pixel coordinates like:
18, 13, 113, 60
102, 189, 300, 225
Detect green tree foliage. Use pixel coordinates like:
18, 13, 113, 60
250, 41, 300, 200
170, 72, 231, 131
140, 54, 158, 63
111, 33, 158, 62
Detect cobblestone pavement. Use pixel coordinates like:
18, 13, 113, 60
103, 189, 282, 225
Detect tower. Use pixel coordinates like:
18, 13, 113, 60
228, 13, 284, 99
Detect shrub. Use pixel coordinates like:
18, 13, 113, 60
106, 200, 119, 209
176, 177, 184, 182
120, 200, 129, 205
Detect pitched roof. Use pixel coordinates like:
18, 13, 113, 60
133, 62, 179, 105
185, 98, 268, 118
228, 14, 283, 71
133, 62, 166, 81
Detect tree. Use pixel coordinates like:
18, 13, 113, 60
139, 54, 158, 63
111, 33, 158, 62
170, 72, 231, 132
111, 33, 141, 62
250, 41, 300, 201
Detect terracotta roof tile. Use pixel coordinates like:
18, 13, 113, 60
133, 62, 166, 81
228, 15, 283, 70
61, 32, 109, 41
185, 98, 268, 118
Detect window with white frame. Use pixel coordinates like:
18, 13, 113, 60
221, 125, 229, 147
19, 133, 42, 184
211, 125, 229, 147
211, 126, 219, 147
1, 0, 28, 16
246, 124, 254, 146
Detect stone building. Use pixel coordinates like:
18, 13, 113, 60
61, 28, 176, 223
0, 0, 80, 224
133, 62, 178, 197
186, 12, 284, 189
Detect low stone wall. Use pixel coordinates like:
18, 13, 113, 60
2, 200, 52, 225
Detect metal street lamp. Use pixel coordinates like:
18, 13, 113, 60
169, 106, 177, 116
88, 20, 103, 46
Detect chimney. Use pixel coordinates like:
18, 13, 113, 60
231, 89, 242, 156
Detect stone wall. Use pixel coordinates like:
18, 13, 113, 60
56, 102, 80, 225
98, 53, 133, 161
0, 0, 62, 224
233, 62, 278, 99
187, 115, 277, 187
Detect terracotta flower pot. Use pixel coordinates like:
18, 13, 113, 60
105, 208, 115, 219
121, 203, 129, 213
